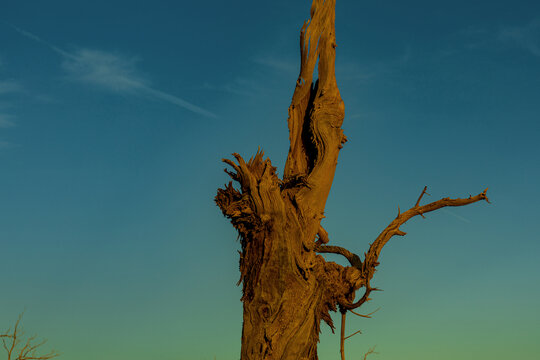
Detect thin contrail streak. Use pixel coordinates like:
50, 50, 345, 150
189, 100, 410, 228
9, 24, 218, 118
10, 24, 77, 60
442, 209, 471, 223
143, 88, 218, 119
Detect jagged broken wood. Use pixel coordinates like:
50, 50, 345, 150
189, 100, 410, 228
215, 0, 489, 359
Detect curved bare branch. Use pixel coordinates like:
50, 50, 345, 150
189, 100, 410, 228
363, 187, 489, 278
333, 187, 488, 312
349, 307, 380, 318
315, 244, 362, 269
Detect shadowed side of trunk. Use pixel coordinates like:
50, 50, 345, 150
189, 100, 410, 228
215, 1, 489, 359
216, 1, 349, 357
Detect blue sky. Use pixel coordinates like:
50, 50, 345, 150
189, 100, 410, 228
1, 0, 539, 359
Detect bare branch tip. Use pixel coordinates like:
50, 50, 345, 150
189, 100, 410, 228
344, 329, 363, 340
481, 188, 491, 203
415, 185, 429, 207
222, 158, 235, 166
231, 152, 246, 165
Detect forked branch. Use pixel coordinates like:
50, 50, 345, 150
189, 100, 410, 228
363, 346, 378, 360
1, 313, 59, 360
364, 187, 490, 277
341, 187, 489, 311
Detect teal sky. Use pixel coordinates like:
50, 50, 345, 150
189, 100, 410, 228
1, 0, 539, 359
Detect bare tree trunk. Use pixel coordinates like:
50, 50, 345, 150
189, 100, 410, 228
216, 150, 360, 359
215, 1, 488, 359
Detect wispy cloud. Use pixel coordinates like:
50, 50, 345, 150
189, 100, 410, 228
0, 79, 21, 134
0, 80, 23, 94
0, 53, 25, 150
202, 77, 269, 98
499, 19, 540, 57
11, 25, 218, 119
251, 48, 412, 82
335, 61, 376, 81
61, 49, 146, 92
0, 112, 15, 150
0, 114, 16, 128
0, 140, 13, 149
252, 56, 298, 74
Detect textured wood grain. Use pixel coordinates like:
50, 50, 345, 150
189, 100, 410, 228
215, 1, 488, 358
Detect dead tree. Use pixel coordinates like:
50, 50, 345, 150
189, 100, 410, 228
215, 0, 489, 358
1, 313, 60, 360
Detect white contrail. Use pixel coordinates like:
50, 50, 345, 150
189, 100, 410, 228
442, 209, 471, 223
10, 24, 77, 60
10, 25, 218, 119
143, 87, 218, 119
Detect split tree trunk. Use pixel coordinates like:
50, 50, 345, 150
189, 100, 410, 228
215, 1, 489, 359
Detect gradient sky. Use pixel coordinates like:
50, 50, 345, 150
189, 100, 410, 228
1, 0, 539, 359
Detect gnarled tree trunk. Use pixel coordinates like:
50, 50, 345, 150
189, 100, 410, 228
215, 1, 488, 359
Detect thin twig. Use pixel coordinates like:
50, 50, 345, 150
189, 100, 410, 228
349, 307, 380, 318
415, 185, 429, 207
363, 346, 378, 360
344, 329, 362, 340
1, 313, 59, 360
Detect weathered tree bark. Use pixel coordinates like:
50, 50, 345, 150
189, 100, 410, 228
215, 1, 489, 359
